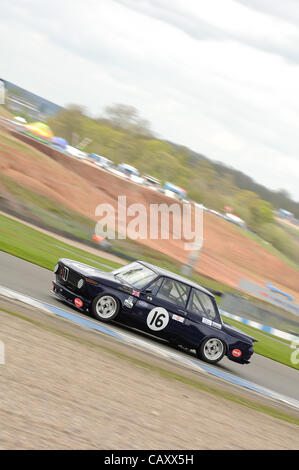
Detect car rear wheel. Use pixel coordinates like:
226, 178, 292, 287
91, 294, 120, 322
196, 337, 225, 364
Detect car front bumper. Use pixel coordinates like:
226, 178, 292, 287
51, 280, 91, 312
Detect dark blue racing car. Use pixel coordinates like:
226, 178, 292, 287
51, 259, 257, 365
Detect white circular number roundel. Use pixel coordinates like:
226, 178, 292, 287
146, 307, 169, 331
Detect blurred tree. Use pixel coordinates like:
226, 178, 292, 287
235, 189, 260, 206
47, 101, 299, 221
195, 160, 218, 185
233, 190, 274, 228
104, 104, 137, 130
233, 190, 260, 225
219, 173, 238, 197
249, 199, 274, 227
48, 105, 85, 144
103, 104, 153, 137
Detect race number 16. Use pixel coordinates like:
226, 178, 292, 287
147, 307, 169, 331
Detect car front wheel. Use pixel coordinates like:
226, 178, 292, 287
91, 294, 120, 322
196, 337, 225, 364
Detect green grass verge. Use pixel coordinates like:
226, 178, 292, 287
1, 212, 298, 370
1, 305, 299, 427
0, 213, 120, 271
223, 317, 299, 370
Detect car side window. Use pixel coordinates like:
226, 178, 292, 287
156, 278, 190, 308
187, 289, 216, 320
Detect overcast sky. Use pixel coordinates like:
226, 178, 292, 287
1, 0, 299, 201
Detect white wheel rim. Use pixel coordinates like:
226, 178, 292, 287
203, 338, 224, 361
96, 296, 117, 319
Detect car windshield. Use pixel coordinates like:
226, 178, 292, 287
113, 262, 157, 289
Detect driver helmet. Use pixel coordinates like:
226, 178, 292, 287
162, 278, 173, 295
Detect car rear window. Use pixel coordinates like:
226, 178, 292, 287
187, 289, 217, 320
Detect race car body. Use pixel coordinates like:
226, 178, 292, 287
51, 259, 257, 365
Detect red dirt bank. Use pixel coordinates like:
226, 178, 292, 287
0, 128, 298, 300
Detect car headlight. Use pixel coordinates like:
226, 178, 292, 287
77, 278, 85, 289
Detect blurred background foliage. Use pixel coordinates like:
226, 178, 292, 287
47, 104, 299, 265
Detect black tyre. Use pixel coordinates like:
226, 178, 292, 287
91, 294, 120, 322
196, 337, 226, 364
168, 338, 180, 349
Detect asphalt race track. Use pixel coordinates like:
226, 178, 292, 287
0, 251, 298, 403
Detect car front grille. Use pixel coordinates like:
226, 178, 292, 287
61, 266, 69, 282
67, 269, 83, 286
57, 264, 84, 291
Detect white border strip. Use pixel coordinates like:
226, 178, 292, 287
220, 309, 299, 343
1, 285, 299, 410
